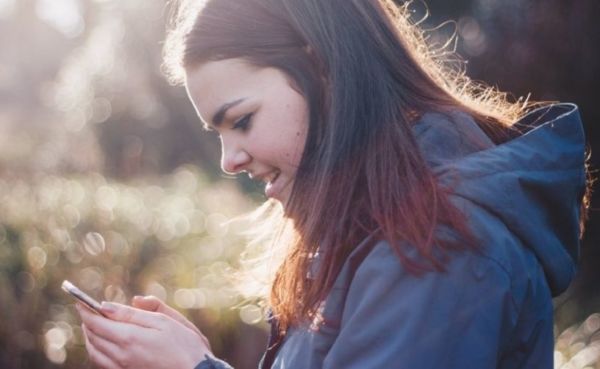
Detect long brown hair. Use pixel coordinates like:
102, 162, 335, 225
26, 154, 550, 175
164, 0, 532, 333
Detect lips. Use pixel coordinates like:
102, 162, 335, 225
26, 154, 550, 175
264, 171, 282, 199
250, 170, 286, 199
263, 171, 280, 184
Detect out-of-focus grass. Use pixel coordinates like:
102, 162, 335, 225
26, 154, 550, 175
0, 166, 598, 368
0, 166, 268, 368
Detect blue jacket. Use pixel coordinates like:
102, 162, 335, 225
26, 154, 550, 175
197, 103, 586, 369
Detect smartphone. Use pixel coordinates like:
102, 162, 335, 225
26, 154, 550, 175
62, 280, 107, 317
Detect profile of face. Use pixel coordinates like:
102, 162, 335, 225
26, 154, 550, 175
185, 58, 309, 206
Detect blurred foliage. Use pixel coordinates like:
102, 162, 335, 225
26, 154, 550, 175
0, 0, 599, 368
0, 0, 222, 180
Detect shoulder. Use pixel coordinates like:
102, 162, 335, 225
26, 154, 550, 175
308, 236, 551, 367
337, 225, 551, 332
323, 239, 521, 366
347, 238, 514, 302
326, 236, 519, 328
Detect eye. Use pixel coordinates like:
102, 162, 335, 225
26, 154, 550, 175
232, 113, 253, 132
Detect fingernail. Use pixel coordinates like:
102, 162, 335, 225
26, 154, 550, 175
101, 302, 117, 314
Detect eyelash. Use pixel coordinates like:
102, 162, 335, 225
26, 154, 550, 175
232, 113, 253, 132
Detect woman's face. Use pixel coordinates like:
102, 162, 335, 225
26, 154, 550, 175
185, 58, 309, 205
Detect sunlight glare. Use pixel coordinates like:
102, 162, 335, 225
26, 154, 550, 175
35, 0, 84, 38
239, 304, 263, 325
0, 0, 15, 19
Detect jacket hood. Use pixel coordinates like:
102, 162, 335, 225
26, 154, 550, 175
413, 103, 586, 296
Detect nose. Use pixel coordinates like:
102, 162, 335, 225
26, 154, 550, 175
220, 139, 251, 175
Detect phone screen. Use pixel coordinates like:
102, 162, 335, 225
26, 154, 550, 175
62, 280, 106, 317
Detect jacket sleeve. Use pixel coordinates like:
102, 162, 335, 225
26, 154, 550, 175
322, 241, 518, 369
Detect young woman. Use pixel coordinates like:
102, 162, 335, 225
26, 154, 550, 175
76, 0, 589, 368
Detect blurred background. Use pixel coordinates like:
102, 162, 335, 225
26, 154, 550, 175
0, 0, 598, 368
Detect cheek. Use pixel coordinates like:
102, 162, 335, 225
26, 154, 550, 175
256, 128, 305, 169
261, 140, 300, 166
284, 103, 309, 165
258, 92, 308, 167
288, 129, 307, 166
273, 124, 306, 169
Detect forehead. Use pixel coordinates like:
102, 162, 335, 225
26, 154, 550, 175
184, 59, 263, 122
186, 59, 261, 93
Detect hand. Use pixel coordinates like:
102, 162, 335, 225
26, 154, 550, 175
76, 301, 213, 369
130, 295, 211, 351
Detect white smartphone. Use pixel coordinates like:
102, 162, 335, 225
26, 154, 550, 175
62, 280, 107, 317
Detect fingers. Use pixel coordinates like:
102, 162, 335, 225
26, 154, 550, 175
132, 296, 184, 322
131, 296, 203, 336
78, 298, 211, 358
77, 303, 120, 342
82, 323, 122, 361
82, 324, 121, 369
78, 300, 215, 369
99, 301, 163, 329
131, 295, 162, 312
77, 303, 149, 345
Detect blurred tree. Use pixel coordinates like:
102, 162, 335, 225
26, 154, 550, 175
0, 0, 224, 181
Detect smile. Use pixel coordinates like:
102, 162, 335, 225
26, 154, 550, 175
263, 171, 280, 184
264, 171, 283, 199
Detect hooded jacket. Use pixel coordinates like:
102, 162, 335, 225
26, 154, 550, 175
196, 103, 586, 369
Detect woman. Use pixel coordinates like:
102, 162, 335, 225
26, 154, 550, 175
76, 0, 589, 368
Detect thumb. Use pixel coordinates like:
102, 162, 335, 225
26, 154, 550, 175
132, 295, 162, 312
100, 301, 160, 328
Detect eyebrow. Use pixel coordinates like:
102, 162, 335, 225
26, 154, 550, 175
210, 98, 247, 128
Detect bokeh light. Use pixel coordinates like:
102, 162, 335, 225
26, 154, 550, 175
458, 16, 487, 56
145, 282, 168, 302
174, 289, 197, 309
79, 266, 104, 291
0, 0, 15, 19
104, 284, 127, 304
36, 0, 85, 38
239, 304, 263, 325
83, 231, 106, 256
27, 246, 47, 270
43, 323, 72, 365
16, 271, 36, 292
